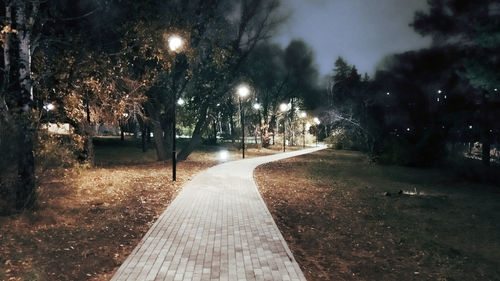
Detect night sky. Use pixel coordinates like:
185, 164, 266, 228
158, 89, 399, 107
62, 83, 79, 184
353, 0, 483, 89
274, 0, 432, 77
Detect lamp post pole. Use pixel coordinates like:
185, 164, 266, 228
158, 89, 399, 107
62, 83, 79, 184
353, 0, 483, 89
168, 34, 184, 182
283, 117, 286, 152
172, 94, 177, 181
303, 122, 306, 148
280, 103, 288, 152
236, 84, 250, 158
239, 97, 245, 158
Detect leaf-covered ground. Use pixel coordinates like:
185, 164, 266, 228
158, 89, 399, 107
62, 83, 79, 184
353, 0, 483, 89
0, 140, 282, 281
254, 149, 500, 281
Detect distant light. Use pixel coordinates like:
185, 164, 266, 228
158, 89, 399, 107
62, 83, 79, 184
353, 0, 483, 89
177, 98, 185, 106
494, 88, 498, 92
444, 95, 447, 99
299, 112, 307, 118
218, 150, 229, 161
437, 90, 442, 94
469, 125, 473, 129
168, 35, 183, 51
122, 112, 129, 118
406, 128, 410, 131
279, 103, 288, 112
43, 103, 55, 111
236, 85, 250, 98
253, 103, 261, 110
216, 103, 220, 107
386, 92, 390, 96
314, 117, 320, 125
437, 98, 440, 102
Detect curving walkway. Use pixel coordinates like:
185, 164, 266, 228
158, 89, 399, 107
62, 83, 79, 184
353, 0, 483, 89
111, 146, 326, 281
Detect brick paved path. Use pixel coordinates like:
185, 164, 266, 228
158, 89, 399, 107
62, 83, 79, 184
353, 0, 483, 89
111, 147, 325, 281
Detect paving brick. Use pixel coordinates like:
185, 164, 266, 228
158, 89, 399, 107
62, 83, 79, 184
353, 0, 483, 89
111, 147, 324, 281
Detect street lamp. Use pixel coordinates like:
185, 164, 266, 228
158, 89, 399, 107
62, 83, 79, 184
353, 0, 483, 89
237, 84, 250, 158
169, 34, 184, 181
314, 117, 321, 147
280, 103, 288, 152
299, 112, 307, 148
253, 103, 262, 146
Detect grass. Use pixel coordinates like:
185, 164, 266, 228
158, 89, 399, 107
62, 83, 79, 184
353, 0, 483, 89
0, 136, 287, 281
255, 149, 500, 281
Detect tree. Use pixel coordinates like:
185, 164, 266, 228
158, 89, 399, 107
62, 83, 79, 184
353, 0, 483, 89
1, 0, 42, 210
411, 0, 500, 165
240, 40, 321, 147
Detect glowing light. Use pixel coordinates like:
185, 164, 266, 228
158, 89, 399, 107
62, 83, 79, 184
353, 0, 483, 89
407, 128, 410, 131
299, 112, 307, 118
279, 103, 288, 112
236, 85, 250, 98
386, 92, 390, 96
437, 98, 440, 102
438, 90, 442, 94
43, 103, 55, 111
122, 112, 129, 118
313, 117, 320, 125
494, 88, 498, 92
177, 98, 185, 105
253, 103, 261, 110
305, 122, 311, 130
168, 35, 183, 51
469, 125, 473, 129
218, 150, 229, 161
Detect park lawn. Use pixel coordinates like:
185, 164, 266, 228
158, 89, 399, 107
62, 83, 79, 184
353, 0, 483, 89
0, 137, 282, 281
255, 149, 500, 281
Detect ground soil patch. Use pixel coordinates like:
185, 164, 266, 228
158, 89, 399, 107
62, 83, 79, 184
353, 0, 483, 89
255, 149, 500, 281
0, 139, 281, 281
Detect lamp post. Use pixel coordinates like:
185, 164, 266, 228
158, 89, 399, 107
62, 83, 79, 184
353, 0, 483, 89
168, 34, 184, 181
280, 103, 288, 152
253, 103, 261, 146
237, 84, 250, 158
299, 112, 307, 148
314, 117, 321, 147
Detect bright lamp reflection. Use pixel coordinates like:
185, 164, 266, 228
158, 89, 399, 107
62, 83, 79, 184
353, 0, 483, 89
218, 150, 229, 161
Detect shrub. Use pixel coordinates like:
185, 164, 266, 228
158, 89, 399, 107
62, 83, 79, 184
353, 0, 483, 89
324, 129, 364, 151
35, 130, 82, 171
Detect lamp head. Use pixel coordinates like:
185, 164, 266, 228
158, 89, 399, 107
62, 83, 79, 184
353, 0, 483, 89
168, 35, 184, 51
236, 85, 250, 98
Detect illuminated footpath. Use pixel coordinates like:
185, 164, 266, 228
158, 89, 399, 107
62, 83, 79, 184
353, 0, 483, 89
111, 146, 325, 281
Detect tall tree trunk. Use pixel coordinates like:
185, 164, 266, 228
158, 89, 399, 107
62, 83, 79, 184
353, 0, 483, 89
230, 115, 235, 143
120, 125, 125, 141
177, 105, 208, 161
261, 122, 271, 148
152, 119, 167, 160
145, 103, 168, 160
83, 101, 94, 166
212, 119, 217, 144
141, 126, 147, 152
13, 2, 38, 210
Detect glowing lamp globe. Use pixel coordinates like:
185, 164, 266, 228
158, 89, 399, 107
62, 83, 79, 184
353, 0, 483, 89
168, 35, 184, 51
